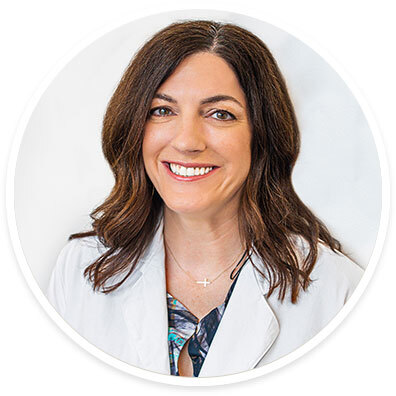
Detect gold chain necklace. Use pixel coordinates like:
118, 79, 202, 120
164, 239, 245, 287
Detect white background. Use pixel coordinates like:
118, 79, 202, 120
1, 0, 394, 394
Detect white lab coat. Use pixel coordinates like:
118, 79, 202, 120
47, 219, 363, 377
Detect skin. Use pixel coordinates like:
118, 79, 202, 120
142, 52, 252, 376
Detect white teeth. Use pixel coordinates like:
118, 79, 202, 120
187, 168, 194, 176
168, 163, 213, 177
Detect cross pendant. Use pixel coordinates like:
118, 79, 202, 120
196, 278, 211, 287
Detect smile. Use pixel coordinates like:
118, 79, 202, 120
170, 163, 213, 177
162, 161, 218, 181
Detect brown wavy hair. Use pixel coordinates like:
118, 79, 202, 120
70, 20, 342, 303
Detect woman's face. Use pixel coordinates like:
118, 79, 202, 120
143, 52, 252, 218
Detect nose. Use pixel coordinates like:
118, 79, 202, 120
171, 115, 207, 154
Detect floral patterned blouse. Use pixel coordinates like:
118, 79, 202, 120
166, 275, 239, 377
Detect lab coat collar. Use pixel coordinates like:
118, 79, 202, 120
121, 219, 279, 376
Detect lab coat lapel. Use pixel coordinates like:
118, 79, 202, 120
121, 220, 170, 374
120, 221, 279, 377
199, 252, 280, 377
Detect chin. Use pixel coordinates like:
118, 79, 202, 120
163, 198, 211, 216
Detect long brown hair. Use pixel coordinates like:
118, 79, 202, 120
70, 20, 342, 303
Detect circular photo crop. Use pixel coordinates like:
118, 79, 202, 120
8, 9, 386, 386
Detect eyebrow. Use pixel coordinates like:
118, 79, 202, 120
153, 93, 244, 108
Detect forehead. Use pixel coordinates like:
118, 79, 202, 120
156, 52, 246, 103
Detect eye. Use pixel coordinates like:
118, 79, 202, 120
149, 107, 174, 117
210, 110, 236, 121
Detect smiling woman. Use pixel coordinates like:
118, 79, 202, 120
143, 52, 251, 218
46, 20, 363, 378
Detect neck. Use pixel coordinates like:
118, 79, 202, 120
163, 205, 245, 277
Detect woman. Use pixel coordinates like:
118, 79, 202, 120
47, 20, 363, 377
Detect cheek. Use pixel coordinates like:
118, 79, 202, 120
142, 128, 158, 179
141, 136, 150, 170
142, 123, 173, 154
142, 127, 161, 163
222, 133, 252, 172
142, 125, 173, 184
239, 149, 252, 180
234, 138, 252, 182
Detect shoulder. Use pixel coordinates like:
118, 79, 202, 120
294, 235, 363, 281
57, 236, 107, 269
314, 244, 363, 282
291, 235, 364, 302
47, 236, 107, 314
307, 243, 364, 304
54, 236, 108, 280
